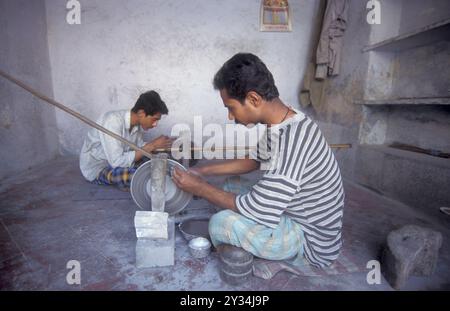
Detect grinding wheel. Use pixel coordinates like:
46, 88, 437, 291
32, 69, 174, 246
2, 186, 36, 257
130, 159, 193, 215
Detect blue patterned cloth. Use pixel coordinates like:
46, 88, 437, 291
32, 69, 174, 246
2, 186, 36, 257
93, 165, 138, 188
92, 157, 149, 189
209, 176, 308, 266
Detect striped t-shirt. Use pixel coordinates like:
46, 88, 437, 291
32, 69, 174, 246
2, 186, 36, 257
236, 109, 345, 267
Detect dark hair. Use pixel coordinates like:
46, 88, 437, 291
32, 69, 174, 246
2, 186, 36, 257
213, 53, 279, 102
132, 91, 168, 116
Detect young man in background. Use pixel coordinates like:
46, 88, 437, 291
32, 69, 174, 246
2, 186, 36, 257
80, 90, 173, 190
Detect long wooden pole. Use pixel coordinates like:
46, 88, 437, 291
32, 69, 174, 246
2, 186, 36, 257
0, 69, 351, 158
0, 69, 154, 159
155, 144, 352, 152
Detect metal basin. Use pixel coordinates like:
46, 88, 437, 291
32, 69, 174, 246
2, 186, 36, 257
178, 217, 211, 241
130, 159, 193, 215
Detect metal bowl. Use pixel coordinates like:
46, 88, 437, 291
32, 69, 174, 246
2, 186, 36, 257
188, 237, 211, 259
178, 217, 211, 242
130, 159, 193, 215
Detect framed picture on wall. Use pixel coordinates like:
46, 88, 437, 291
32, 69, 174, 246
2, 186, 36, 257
260, 0, 292, 32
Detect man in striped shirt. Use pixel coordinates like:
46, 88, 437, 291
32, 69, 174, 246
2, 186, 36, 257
172, 53, 344, 268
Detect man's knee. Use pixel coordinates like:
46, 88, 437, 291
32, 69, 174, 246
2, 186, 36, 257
209, 209, 239, 233
210, 210, 232, 227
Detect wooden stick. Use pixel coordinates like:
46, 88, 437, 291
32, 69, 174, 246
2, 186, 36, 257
155, 146, 256, 152
0, 69, 154, 159
330, 144, 352, 149
0, 69, 352, 157
155, 144, 352, 152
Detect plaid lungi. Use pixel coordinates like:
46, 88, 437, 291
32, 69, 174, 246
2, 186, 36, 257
209, 176, 308, 266
209, 210, 307, 265
93, 165, 137, 188
93, 158, 149, 188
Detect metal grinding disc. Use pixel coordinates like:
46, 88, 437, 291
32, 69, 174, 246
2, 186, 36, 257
130, 159, 193, 215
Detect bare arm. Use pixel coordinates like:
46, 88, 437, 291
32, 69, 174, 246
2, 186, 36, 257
192, 159, 260, 176
197, 182, 237, 211
172, 168, 238, 212
134, 136, 174, 162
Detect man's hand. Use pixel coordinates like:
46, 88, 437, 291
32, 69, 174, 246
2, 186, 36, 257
151, 135, 174, 151
173, 168, 238, 212
141, 142, 154, 154
172, 167, 207, 197
135, 136, 174, 161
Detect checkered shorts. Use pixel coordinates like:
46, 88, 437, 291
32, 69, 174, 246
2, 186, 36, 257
93, 165, 138, 188
93, 157, 150, 188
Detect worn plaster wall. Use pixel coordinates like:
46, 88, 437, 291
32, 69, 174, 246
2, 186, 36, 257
392, 41, 450, 100
0, 0, 59, 180
311, 0, 450, 217
44, 0, 321, 155
399, 0, 450, 34
302, 0, 371, 180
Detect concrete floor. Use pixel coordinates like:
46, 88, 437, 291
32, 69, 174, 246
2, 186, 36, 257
0, 156, 449, 291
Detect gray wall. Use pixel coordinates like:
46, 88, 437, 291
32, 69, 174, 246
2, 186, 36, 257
399, 0, 450, 34
310, 0, 450, 217
303, 0, 372, 180
44, 0, 322, 155
369, 0, 450, 43
0, 0, 59, 180
393, 41, 450, 100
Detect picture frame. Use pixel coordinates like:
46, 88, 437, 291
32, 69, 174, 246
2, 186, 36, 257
260, 0, 292, 32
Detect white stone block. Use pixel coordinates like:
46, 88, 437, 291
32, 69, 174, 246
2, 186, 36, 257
135, 219, 175, 268
134, 211, 168, 240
